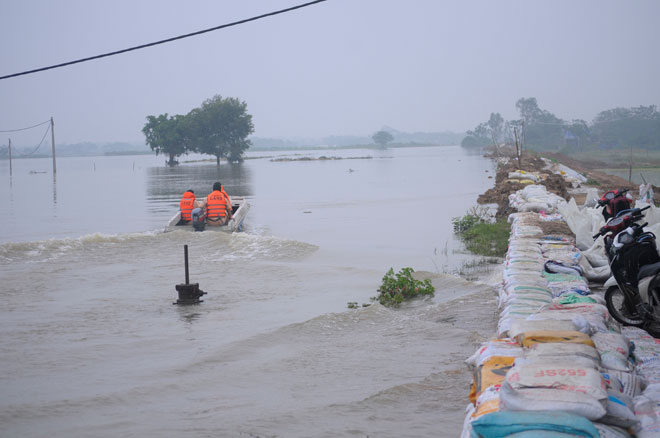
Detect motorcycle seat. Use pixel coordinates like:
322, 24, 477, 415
638, 262, 660, 281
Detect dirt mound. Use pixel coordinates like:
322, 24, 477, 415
477, 154, 571, 217
542, 152, 638, 192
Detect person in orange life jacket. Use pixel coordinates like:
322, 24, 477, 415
219, 183, 231, 205
179, 189, 197, 222
206, 182, 232, 226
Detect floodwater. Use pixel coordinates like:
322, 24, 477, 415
597, 167, 660, 186
0, 146, 499, 437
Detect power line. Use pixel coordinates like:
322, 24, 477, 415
0, 0, 329, 81
0, 119, 50, 132
22, 123, 51, 156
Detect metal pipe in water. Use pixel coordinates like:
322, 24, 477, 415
184, 245, 189, 284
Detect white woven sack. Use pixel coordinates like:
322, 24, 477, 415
508, 319, 579, 339
499, 380, 607, 420
593, 423, 633, 438
633, 384, 660, 438
505, 362, 607, 400
601, 390, 638, 429
465, 339, 524, 368
592, 332, 633, 372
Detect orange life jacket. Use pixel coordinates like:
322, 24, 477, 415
207, 190, 229, 220
221, 189, 231, 205
179, 191, 196, 222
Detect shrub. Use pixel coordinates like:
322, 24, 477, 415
373, 267, 435, 307
453, 206, 510, 257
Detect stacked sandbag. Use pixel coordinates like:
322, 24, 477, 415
616, 326, 660, 436
507, 169, 542, 185
508, 184, 567, 213
461, 208, 648, 438
498, 215, 551, 338
542, 240, 584, 280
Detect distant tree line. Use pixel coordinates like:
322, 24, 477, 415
461, 97, 660, 152
143, 95, 254, 166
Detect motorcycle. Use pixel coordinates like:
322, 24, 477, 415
592, 206, 660, 333
597, 189, 632, 221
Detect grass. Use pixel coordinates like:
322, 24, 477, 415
562, 147, 660, 169
451, 257, 501, 281
461, 221, 510, 257
452, 207, 510, 258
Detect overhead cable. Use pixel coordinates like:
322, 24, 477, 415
0, 0, 329, 81
23, 123, 51, 156
0, 119, 50, 132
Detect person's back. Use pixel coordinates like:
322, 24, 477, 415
206, 182, 231, 226
179, 190, 196, 222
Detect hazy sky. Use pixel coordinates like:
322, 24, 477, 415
1, 0, 659, 145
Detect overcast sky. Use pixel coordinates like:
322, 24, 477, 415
1, 0, 659, 146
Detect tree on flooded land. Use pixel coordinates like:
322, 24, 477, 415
188, 95, 254, 164
142, 114, 191, 166
372, 130, 394, 148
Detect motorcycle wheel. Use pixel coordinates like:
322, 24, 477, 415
605, 286, 645, 327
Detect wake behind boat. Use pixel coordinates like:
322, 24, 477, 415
165, 196, 250, 232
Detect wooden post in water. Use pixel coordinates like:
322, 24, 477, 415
628, 144, 633, 183
8, 138, 12, 177
50, 117, 56, 174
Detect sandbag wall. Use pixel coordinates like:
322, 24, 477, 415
461, 184, 660, 438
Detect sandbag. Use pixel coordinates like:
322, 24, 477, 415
500, 362, 607, 419
516, 330, 595, 348
592, 423, 634, 438
466, 339, 524, 368
508, 319, 578, 340
526, 311, 610, 335
499, 383, 606, 421
633, 383, 660, 438
525, 342, 600, 366
469, 355, 515, 404
602, 369, 644, 398
470, 411, 600, 438
592, 331, 633, 372
600, 390, 638, 428
472, 385, 500, 419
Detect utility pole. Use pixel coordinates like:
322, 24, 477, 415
628, 144, 633, 183
50, 117, 56, 174
8, 138, 12, 177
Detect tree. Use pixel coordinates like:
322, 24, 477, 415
188, 95, 254, 164
142, 113, 191, 166
461, 119, 492, 148
372, 130, 394, 148
487, 112, 505, 146
592, 105, 660, 149
515, 97, 564, 149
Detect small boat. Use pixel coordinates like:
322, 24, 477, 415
165, 196, 250, 232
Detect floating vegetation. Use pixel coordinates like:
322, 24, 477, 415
372, 267, 435, 307
271, 156, 373, 162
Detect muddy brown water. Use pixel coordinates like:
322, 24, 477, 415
0, 146, 499, 437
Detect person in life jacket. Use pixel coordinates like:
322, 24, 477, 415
179, 189, 196, 223
218, 183, 231, 205
206, 182, 232, 226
